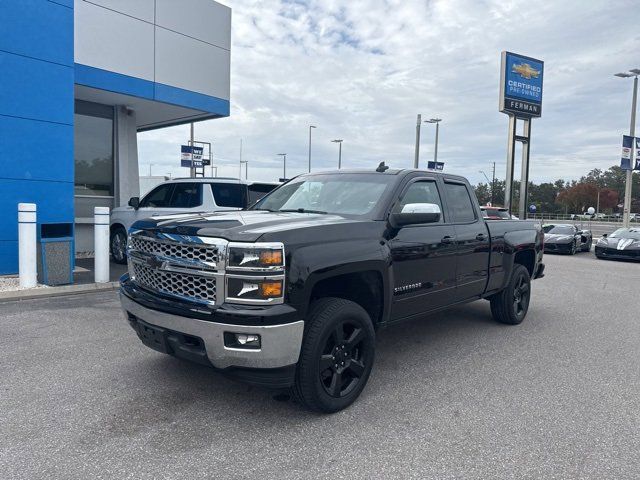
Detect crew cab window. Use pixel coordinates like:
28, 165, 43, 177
210, 183, 247, 208
396, 181, 443, 222
140, 184, 174, 208
170, 183, 202, 208
444, 182, 477, 223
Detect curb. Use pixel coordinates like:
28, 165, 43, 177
0, 281, 120, 303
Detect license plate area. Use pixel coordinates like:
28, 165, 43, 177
134, 319, 169, 354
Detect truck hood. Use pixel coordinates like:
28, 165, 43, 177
131, 210, 369, 242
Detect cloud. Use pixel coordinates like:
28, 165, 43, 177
139, 0, 639, 186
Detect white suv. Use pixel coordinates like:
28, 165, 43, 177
110, 178, 279, 263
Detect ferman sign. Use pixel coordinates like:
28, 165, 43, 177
499, 51, 544, 118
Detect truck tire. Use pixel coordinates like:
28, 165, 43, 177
292, 297, 375, 413
110, 227, 128, 264
490, 264, 531, 325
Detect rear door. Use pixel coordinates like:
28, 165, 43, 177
442, 180, 490, 301
389, 177, 458, 320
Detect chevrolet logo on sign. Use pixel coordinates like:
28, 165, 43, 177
512, 62, 541, 79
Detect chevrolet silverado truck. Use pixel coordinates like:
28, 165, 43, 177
120, 167, 545, 412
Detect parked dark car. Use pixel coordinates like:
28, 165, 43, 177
543, 224, 592, 254
120, 168, 545, 412
595, 228, 640, 261
480, 206, 511, 219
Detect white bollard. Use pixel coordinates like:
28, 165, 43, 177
94, 206, 110, 283
18, 203, 37, 289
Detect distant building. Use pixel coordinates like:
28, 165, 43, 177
0, 0, 231, 273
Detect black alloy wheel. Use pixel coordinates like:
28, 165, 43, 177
319, 320, 368, 398
569, 240, 577, 255
292, 297, 375, 413
110, 227, 128, 264
490, 264, 531, 325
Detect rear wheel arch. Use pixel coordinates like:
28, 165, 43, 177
513, 249, 535, 277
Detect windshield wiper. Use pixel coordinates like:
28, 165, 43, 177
277, 208, 328, 214
252, 208, 277, 212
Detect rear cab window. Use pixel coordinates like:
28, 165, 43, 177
210, 183, 248, 208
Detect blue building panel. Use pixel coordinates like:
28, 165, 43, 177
0, 179, 74, 242
75, 63, 230, 117
0, 241, 20, 274
0, 0, 74, 274
0, 51, 74, 125
0, 116, 74, 182
0, 0, 74, 67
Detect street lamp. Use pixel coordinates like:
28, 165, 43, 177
331, 139, 343, 169
479, 162, 496, 205
308, 125, 316, 173
614, 68, 639, 227
277, 153, 287, 180
424, 118, 442, 164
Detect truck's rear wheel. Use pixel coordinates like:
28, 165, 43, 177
490, 264, 531, 325
292, 297, 375, 413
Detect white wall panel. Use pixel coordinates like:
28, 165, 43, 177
75, 0, 154, 81
155, 0, 231, 50
80, 0, 154, 22
155, 27, 230, 100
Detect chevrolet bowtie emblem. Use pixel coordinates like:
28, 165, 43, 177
145, 255, 164, 270
512, 62, 540, 79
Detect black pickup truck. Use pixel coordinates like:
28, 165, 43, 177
120, 167, 545, 412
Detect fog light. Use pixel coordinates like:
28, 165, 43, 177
224, 332, 261, 349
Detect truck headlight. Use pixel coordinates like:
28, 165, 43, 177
226, 276, 284, 304
227, 242, 285, 271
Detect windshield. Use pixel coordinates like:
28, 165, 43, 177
544, 225, 575, 235
251, 173, 394, 217
610, 228, 640, 240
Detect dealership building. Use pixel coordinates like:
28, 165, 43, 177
0, 0, 231, 274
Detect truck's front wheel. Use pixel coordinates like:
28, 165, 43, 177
490, 264, 531, 325
293, 298, 375, 413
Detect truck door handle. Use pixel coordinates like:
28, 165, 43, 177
476, 233, 486, 241
442, 236, 453, 244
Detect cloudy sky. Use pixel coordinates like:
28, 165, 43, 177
139, 0, 639, 186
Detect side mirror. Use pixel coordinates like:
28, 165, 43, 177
128, 197, 140, 209
390, 203, 441, 228
602, 233, 608, 238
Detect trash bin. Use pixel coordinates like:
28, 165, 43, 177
37, 223, 74, 286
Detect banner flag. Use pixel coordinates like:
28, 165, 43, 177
635, 138, 640, 170
621, 135, 633, 170
427, 161, 445, 171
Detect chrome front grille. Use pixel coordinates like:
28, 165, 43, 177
132, 262, 217, 303
129, 235, 218, 264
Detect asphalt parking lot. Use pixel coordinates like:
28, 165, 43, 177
1, 253, 639, 479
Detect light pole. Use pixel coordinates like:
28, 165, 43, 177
414, 114, 422, 168
331, 139, 343, 169
308, 125, 316, 173
424, 118, 442, 164
615, 68, 640, 228
277, 153, 287, 180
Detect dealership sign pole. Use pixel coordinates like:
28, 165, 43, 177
499, 51, 544, 219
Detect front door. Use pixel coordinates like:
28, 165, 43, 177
389, 179, 457, 320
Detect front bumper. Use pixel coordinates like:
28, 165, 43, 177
543, 242, 572, 253
120, 292, 304, 371
595, 246, 640, 260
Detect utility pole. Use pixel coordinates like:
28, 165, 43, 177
615, 69, 639, 228
492, 161, 496, 205
308, 125, 316, 173
413, 114, 421, 168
